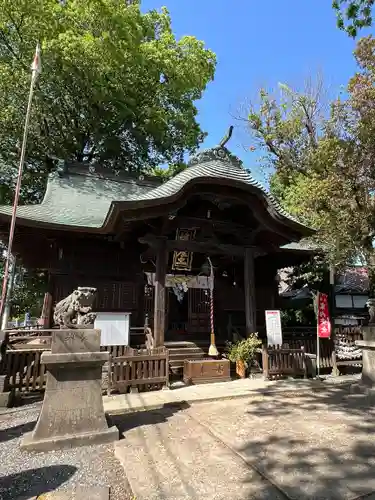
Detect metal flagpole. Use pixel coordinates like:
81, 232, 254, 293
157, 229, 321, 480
1, 255, 16, 330
0, 44, 41, 324
316, 291, 320, 378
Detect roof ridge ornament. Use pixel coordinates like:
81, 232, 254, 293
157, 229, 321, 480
219, 125, 233, 148
188, 127, 244, 170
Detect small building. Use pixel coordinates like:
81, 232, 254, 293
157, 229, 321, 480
335, 267, 368, 326
0, 143, 313, 364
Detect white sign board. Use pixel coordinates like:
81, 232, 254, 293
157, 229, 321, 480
94, 312, 131, 346
265, 310, 283, 346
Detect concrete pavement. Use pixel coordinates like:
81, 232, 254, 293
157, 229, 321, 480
103, 374, 359, 415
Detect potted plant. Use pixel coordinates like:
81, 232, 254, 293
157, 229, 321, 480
226, 334, 262, 378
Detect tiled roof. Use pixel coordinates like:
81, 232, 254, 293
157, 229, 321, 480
336, 267, 368, 293
280, 241, 317, 252
0, 166, 158, 228
0, 145, 314, 233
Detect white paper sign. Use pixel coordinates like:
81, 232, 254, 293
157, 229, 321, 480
265, 310, 283, 346
94, 312, 131, 346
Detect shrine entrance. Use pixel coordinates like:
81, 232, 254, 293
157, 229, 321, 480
167, 275, 212, 340
146, 273, 212, 341
167, 288, 189, 336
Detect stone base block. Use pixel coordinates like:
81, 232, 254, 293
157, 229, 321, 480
20, 425, 119, 452
0, 390, 12, 407
350, 383, 375, 397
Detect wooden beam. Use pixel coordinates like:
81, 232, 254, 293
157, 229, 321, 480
244, 247, 256, 335
138, 233, 246, 257
153, 240, 168, 347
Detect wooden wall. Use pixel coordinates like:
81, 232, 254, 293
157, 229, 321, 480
50, 236, 146, 325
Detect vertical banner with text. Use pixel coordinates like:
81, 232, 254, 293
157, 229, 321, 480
317, 292, 331, 339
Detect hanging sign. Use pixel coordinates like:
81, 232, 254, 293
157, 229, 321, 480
172, 228, 196, 271
145, 273, 212, 289
265, 310, 283, 346
317, 292, 331, 338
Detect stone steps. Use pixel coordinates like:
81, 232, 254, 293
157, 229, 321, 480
165, 342, 205, 373
114, 407, 284, 500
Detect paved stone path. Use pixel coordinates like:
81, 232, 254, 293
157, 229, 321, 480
114, 406, 286, 500
113, 384, 375, 500
104, 375, 359, 415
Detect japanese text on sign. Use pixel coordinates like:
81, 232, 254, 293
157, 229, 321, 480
265, 310, 283, 346
317, 292, 331, 339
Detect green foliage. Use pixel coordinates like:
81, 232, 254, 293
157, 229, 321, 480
0, 255, 47, 317
0, 0, 216, 204
333, 0, 374, 37
280, 305, 316, 327
0, 0, 216, 314
282, 255, 330, 294
225, 334, 262, 365
246, 46, 375, 296
151, 162, 187, 182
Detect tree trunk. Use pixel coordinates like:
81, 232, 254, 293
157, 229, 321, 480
364, 247, 375, 324
365, 247, 375, 298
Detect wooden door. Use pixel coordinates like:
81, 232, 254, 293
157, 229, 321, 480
188, 288, 210, 334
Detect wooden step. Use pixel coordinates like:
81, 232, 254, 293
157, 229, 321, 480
165, 341, 199, 348
168, 346, 204, 355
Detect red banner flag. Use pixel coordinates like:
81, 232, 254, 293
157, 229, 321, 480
317, 292, 331, 338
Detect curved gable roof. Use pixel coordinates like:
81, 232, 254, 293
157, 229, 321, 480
0, 145, 314, 236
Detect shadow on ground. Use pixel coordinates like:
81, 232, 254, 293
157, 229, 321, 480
228, 385, 375, 499
0, 419, 36, 443
0, 465, 77, 500
111, 401, 190, 435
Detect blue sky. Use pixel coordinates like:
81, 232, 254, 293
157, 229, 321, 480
141, 0, 369, 185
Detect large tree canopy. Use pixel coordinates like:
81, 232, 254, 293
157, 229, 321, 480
246, 36, 375, 295
0, 0, 216, 204
333, 0, 374, 37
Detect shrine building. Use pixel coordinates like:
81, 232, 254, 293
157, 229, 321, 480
0, 142, 314, 367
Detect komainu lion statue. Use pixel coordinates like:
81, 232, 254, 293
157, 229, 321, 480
53, 287, 97, 329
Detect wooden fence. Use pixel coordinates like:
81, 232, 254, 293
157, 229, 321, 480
0, 325, 363, 394
108, 346, 169, 394
1, 348, 49, 392
262, 345, 309, 380
261, 326, 363, 379
282, 326, 363, 371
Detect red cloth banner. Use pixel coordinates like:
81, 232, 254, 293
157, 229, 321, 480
317, 292, 331, 338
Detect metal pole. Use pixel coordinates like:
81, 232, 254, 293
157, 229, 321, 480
317, 325, 320, 378
207, 257, 218, 357
0, 46, 40, 322
1, 256, 16, 330
316, 291, 320, 378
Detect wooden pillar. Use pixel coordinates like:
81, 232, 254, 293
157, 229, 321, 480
244, 247, 256, 335
153, 240, 168, 347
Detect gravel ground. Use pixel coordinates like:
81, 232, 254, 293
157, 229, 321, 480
0, 403, 132, 500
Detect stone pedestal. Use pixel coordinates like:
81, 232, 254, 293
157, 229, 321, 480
0, 374, 12, 407
351, 326, 375, 395
21, 329, 118, 452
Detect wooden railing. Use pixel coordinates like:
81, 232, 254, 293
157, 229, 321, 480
281, 326, 363, 371
1, 348, 49, 392
108, 346, 169, 394
262, 345, 309, 380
